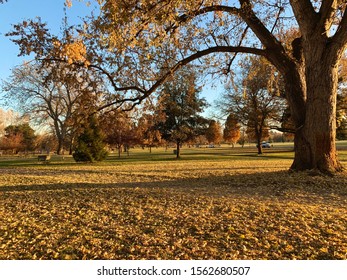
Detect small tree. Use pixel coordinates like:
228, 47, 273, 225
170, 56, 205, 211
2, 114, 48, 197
237, 129, 247, 148
223, 114, 241, 147
205, 120, 223, 145
137, 113, 163, 153
100, 110, 138, 158
0, 134, 23, 154
246, 120, 270, 147
73, 115, 108, 162
3, 123, 36, 153
35, 133, 58, 154
156, 68, 208, 158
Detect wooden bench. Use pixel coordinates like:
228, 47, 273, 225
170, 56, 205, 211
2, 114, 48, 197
38, 155, 51, 163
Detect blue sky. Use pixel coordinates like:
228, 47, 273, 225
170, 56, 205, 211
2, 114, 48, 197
0, 0, 92, 83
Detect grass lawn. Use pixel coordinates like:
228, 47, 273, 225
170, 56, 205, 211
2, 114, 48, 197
0, 144, 347, 259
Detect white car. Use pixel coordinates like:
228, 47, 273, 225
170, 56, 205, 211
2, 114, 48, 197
257, 142, 271, 148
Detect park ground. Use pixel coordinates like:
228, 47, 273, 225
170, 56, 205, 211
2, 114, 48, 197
0, 142, 347, 259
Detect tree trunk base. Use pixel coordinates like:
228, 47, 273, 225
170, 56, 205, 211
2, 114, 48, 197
290, 151, 345, 175
289, 125, 345, 175
290, 162, 344, 176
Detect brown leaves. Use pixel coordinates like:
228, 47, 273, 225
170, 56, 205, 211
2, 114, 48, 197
0, 159, 347, 259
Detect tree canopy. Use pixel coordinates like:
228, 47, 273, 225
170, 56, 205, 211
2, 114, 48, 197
3, 123, 36, 152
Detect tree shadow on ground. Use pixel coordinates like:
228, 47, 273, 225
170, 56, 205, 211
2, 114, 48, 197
1, 169, 347, 205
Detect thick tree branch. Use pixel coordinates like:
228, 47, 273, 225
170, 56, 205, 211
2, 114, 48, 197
319, 0, 338, 33
239, 0, 286, 54
332, 5, 347, 49
270, 125, 296, 134
173, 2, 286, 57
166, 5, 239, 34
176, 5, 239, 25
169, 1, 292, 76
289, 0, 319, 35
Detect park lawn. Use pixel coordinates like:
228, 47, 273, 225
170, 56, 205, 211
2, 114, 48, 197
0, 147, 347, 260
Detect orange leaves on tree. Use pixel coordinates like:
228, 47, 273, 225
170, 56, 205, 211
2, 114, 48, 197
52, 39, 90, 66
62, 40, 89, 65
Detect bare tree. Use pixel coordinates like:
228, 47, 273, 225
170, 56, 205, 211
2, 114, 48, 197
2, 62, 104, 154
218, 56, 285, 154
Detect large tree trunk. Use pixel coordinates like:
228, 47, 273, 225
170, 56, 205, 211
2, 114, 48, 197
56, 139, 64, 155
54, 120, 65, 155
255, 131, 262, 155
55, 130, 64, 155
287, 42, 343, 174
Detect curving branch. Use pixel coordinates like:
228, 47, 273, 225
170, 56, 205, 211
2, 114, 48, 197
169, 5, 240, 32
96, 45, 266, 112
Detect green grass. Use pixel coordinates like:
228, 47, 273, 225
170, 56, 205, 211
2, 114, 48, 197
2, 141, 347, 166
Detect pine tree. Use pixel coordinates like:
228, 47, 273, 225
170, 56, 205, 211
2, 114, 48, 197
73, 115, 108, 162
155, 68, 208, 158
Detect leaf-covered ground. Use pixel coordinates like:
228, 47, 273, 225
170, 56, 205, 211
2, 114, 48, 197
1, 159, 347, 259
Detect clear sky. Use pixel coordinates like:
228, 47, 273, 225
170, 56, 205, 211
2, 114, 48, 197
0, 0, 92, 84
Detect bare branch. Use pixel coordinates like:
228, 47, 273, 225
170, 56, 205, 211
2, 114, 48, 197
270, 5, 284, 34
226, 26, 249, 74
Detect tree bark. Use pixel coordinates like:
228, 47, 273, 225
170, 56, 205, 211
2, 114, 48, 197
56, 139, 64, 155
53, 119, 66, 155
287, 41, 344, 173
256, 139, 262, 155
176, 140, 181, 158
55, 130, 65, 155
118, 144, 122, 158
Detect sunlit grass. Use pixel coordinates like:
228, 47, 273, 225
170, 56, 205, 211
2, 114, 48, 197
0, 143, 347, 260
